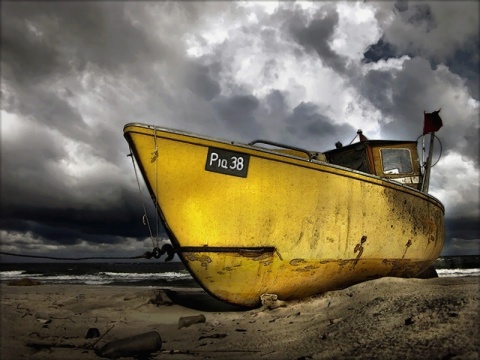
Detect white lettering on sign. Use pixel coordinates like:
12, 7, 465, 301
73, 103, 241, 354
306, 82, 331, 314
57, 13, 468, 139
205, 148, 250, 178
209, 152, 219, 166
209, 152, 244, 171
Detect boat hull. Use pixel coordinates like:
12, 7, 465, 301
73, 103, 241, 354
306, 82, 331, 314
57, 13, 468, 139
124, 124, 445, 307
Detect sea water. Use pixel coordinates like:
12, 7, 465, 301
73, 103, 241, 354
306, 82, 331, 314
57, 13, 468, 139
0, 262, 198, 287
0, 256, 478, 286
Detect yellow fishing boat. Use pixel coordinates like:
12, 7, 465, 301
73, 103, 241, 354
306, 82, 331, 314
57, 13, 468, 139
124, 123, 444, 307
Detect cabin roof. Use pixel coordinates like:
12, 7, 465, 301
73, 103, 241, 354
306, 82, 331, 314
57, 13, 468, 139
324, 140, 417, 155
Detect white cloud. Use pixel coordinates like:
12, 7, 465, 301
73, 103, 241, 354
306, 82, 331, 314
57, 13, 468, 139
430, 153, 480, 218
332, 2, 381, 61
0, 111, 23, 141
362, 55, 411, 73
237, 1, 281, 15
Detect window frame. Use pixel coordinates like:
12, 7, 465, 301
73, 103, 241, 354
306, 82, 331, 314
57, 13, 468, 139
380, 148, 414, 175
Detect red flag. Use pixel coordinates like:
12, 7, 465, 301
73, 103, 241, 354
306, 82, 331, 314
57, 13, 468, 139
423, 109, 443, 135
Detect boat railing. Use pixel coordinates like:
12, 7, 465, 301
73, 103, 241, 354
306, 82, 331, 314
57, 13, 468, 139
248, 140, 317, 161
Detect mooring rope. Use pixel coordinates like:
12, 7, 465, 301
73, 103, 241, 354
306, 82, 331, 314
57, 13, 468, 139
153, 127, 160, 249
129, 147, 155, 248
0, 251, 149, 261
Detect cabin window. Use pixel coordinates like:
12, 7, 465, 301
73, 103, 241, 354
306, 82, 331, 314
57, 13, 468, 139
327, 146, 370, 173
380, 148, 413, 174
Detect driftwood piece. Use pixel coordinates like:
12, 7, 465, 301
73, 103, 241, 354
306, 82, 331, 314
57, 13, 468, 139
178, 314, 206, 329
198, 333, 227, 340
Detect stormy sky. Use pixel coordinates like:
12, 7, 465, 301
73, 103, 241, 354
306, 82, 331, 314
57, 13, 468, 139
1, 1, 479, 262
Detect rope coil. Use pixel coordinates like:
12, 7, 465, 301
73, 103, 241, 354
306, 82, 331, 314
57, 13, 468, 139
0, 244, 175, 261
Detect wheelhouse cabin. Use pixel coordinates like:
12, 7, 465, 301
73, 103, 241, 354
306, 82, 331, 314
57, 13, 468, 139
323, 140, 422, 190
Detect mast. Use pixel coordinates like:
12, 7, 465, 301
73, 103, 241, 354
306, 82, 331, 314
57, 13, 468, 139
421, 132, 435, 193
420, 109, 443, 193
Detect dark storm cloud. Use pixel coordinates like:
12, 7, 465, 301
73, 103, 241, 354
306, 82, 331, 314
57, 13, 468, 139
1, 18, 65, 83
445, 47, 480, 100
394, 0, 408, 13
1, 122, 160, 242
1, 1, 160, 150
186, 61, 221, 101
213, 94, 264, 140
286, 102, 355, 150
1, 218, 119, 247
1, 187, 159, 245
1, 4, 91, 142
1, 2, 155, 77
1, 124, 66, 209
288, 7, 347, 74
444, 218, 480, 256
357, 70, 396, 109
265, 89, 289, 119
446, 218, 480, 243
16, 87, 89, 142
363, 37, 398, 63
399, 2, 436, 31
0, 1, 223, 254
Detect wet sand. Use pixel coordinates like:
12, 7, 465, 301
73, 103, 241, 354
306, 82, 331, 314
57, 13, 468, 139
1, 276, 479, 359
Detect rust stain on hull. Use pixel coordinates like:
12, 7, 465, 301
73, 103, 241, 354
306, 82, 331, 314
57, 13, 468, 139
353, 236, 367, 266
402, 239, 413, 259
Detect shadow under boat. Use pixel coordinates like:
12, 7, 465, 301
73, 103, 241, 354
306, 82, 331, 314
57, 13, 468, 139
162, 288, 249, 312
161, 264, 438, 312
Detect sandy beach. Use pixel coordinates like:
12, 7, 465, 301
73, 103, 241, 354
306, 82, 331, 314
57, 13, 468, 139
1, 276, 479, 359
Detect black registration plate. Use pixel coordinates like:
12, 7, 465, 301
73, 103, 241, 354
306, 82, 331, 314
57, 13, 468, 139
205, 147, 250, 178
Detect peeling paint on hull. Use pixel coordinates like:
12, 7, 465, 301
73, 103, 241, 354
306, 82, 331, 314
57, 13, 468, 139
181, 250, 435, 306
